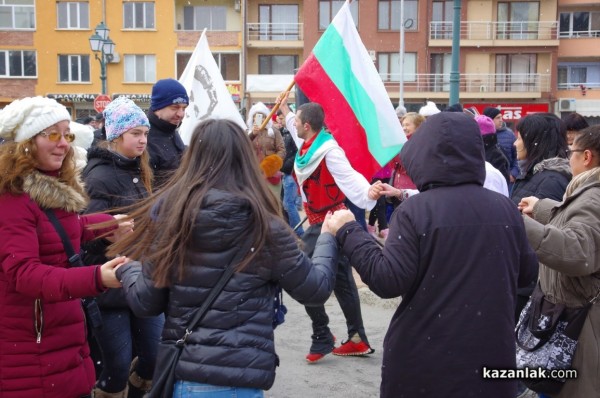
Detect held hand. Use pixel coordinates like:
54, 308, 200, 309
378, 183, 403, 198
106, 214, 134, 243
321, 211, 334, 235
100, 256, 128, 288
325, 209, 356, 235
368, 180, 384, 200
252, 124, 261, 134
518, 196, 539, 216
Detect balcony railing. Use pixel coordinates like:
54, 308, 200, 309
247, 23, 303, 41
430, 21, 558, 41
380, 73, 551, 93
558, 82, 600, 90
559, 30, 600, 39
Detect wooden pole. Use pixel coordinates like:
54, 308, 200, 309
259, 79, 295, 130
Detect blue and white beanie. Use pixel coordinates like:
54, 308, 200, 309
103, 97, 150, 141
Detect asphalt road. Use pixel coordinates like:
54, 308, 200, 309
266, 288, 399, 398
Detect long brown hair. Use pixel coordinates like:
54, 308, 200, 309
0, 139, 84, 197
107, 119, 282, 287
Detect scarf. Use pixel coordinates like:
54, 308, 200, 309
294, 131, 338, 186
564, 167, 600, 198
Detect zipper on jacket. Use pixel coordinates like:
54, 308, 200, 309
34, 299, 43, 344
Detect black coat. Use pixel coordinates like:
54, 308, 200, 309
116, 189, 338, 390
146, 111, 185, 189
280, 126, 297, 175
81, 146, 148, 308
336, 113, 538, 398
510, 157, 571, 206
482, 134, 510, 183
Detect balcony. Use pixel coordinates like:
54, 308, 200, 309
429, 21, 559, 47
247, 23, 303, 48
176, 30, 241, 47
381, 73, 551, 99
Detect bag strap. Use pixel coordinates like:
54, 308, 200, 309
44, 209, 84, 267
176, 238, 254, 347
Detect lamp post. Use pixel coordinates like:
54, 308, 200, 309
89, 22, 116, 95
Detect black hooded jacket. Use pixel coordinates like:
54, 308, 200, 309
81, 146, 148, 307
146, 111, 185, 189
336, 113, 538, 398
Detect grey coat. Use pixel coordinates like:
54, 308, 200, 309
524, 176, 600, 398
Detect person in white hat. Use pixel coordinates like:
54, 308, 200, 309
0, 96, 129, 398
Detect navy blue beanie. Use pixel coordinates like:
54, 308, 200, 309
483, 107, 501, 120
150, 79, 189, 111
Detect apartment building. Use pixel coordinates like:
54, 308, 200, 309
0, 0, 598, 126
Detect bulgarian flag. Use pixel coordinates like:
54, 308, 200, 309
295, 0, 406, 179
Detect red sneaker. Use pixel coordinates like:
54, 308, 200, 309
306, 335, 336, 363
332, 340, 374, 356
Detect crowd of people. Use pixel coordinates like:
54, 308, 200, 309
0, 86, 598, 398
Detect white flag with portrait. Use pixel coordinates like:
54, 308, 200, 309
178, 28, 246, 145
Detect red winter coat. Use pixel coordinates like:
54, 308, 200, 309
0, 171, 113, 398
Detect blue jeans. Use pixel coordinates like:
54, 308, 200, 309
173, 381, 264, 398
93, 308, 164, 392
282, 173, 304, 236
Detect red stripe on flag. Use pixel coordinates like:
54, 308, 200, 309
295, 54, 380, 180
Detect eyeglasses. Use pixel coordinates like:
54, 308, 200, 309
566, 149, 585, 159
38, 130, 76, 143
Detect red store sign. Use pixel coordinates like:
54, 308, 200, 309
464, 103, 549, 121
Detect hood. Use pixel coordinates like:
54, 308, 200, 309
23, 170, 87, 212
246, 102, 274, 137
85, 146, 141, 174
400, 112, 485, 192
532, 157, 572, 178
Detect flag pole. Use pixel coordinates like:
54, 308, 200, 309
259, 80, 295, 130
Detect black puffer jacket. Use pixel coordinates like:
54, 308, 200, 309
510, 157, 572, 205
146, 111, 186, 189
82, 146, 148, 307
116, 189, 338, 390
482, 134, 510, 183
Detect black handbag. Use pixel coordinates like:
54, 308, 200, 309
147, 240, 253, 398
515, 282, 598, 394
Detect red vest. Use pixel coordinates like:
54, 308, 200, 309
301, 159, 346, 225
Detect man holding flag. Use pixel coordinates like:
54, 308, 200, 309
278, 91, 383, 363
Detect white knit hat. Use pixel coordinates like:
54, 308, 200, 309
419, 101, 441, 117
0, 96, 72, 143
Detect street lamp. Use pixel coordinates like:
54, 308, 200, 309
89, 22, 116, 95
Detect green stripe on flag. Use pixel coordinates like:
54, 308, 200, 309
313, 26, 400, 164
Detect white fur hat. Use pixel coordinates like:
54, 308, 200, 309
419, 101, 441, 117
70, 121, 95, 150
246, 102, 274, 137
0, 96, 72, 143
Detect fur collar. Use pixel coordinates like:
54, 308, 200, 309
22, 171, 87, 213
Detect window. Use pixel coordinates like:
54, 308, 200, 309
183, 6, 226, 30
57, 2, 89, 29
0, 0, 35, 29
559, 12, 600, 38
176, 52, 240, 81
378, 0, 417, 31
558, 63, 600, 89
378, 52, 416, 82
430, 53, 451, 91
258, 55, 298, 74
258, 5, 299, 40
431, 0, 453, 39
497, 2, 539, 39
124, 2, 155, 29
124, 54, 156, 83
58, 55, 90, 82
319, 0, 358, 30
0, 49, 36, 77
495, 54, 537, 91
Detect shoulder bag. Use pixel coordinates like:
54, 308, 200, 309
147, 239, 253, 398
515, 281, 600, 394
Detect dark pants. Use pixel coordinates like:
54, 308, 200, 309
93, 308, 164, 392
302, 223, 369, 354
